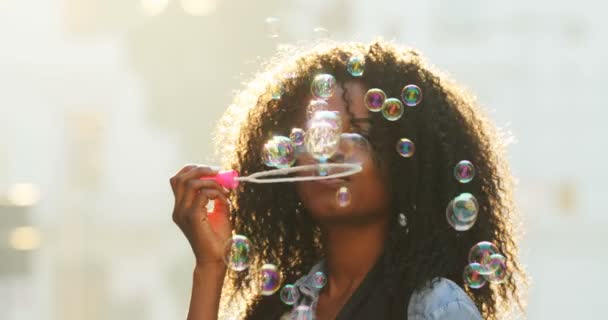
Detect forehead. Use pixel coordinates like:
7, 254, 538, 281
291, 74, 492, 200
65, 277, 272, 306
323, 80, 369, 132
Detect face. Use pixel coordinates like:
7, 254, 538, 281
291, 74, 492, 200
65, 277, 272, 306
295, 80, 391, 225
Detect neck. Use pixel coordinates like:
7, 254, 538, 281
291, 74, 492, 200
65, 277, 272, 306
320, 216, 389, 296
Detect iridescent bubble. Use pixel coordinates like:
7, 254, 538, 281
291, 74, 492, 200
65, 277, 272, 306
452, 193, 479, 223
396, 138, 415, 158
401, 84, 422, 107
398, 213, 407, 227
454, 160, 475, 183
290, 128, 305, 146
305, 111, 342, 161
307, 100, 329, 119
311, 74, 336, 100
270, 80, 283, 100
484, 254, 508, 284
311, 271, 327, 289
263, 136, 296, 168
445, 200, 477, 231
463, 262, 487, 289
338, 133, 372, 163
313, 27, 330, 39
336, 186, 351, 207
280, 284, 300, 305
364, 88, 386, 112
468, 241, 499, 275
260, 264, 281, 296
347, 56, 365, 77
264, 17, 281, 38
382, 98, 404, 121
224, 234, 252, 272
291, 305, 313, 320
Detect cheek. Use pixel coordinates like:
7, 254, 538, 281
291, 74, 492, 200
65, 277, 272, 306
352, 165, 391, 210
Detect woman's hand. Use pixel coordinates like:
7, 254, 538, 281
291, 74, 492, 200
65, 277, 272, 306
170, 164, 232, 268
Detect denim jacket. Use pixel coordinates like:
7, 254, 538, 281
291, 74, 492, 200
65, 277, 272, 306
283, 261, 483, 320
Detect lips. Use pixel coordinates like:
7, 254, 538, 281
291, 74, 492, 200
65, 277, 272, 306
315, 177, 349, 186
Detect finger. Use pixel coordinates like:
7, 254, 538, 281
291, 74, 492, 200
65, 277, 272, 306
175, 166, 220, 201
181, 179, 228, 208
170, 164, 197, 194
191, 189, 227, 213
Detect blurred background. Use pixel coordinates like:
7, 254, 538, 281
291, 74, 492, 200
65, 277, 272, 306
0, 0, 606, 319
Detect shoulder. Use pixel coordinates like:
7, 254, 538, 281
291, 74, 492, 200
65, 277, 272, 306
407, 277, 483, 320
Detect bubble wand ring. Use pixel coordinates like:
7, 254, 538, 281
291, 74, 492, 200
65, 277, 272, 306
203, 163, 362, 189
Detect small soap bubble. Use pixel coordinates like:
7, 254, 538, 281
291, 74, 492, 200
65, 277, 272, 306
468, 241, 499, 275
307, 100, 329, 119
398, 213, 407, 227
396, 138, 415, 158
260, 264, 281, 296
484, 254, 508, 284
280, 284, 300, 305
290, 128, 306, 146
318, 162, 329, 176
463, 262, 487, 289
454, 160, 475, 183
305, 111, 342, 161
224, 234, 252, 272
401, 84, 422, 107
310, 271, 327, 289
338, 133, 372, 163
452, 193, 479, 223
270, 80, 283, 100
313, 27, 330, 39
336, 186, 351, 207
311, 74, 336, 100
291, 305, 313, 320
364, 88, 386, 112
382, 98, 404, 121
347, 56, 365, 77
264, 17, 281, 38
446, 200, 477, 231
263, 136, 296, 169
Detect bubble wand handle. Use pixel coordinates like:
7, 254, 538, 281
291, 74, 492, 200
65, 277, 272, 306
199, 170, 242, 189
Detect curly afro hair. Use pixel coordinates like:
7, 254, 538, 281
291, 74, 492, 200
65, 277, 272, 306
214, 39, 527, 320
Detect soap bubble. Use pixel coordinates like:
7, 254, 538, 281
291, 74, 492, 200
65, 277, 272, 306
305, 111, 342, 161
264, 17, 281, 38
484, 254, 508, 284
291, 305, 313, 320
454, 160, 475, 183
347, 56, 365, 77
311, 271, 327, 289
280, 284, 300, 305
452, 193, 479, 223
381, 98, 404, 121
311, 74, 336, 100
396, 138, 415, 158
468, 241, 499, 275
364, 88, 386, 112
338, 133, 372, 163
290, 128, 306, 146
446, 199, 477, 231
260, 264, 281, 296
336, 186, 351, 207
263, 136, 296, 168
398, 213, 407, 227
313, 27, 330, 39
307, 99, 329, 119
270, 80, 283, 100
401, 84, 422, 107
224, 234, 252, 272
463, 262, 487, 289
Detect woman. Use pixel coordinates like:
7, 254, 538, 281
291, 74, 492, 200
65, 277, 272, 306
170, 40, 526, 319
